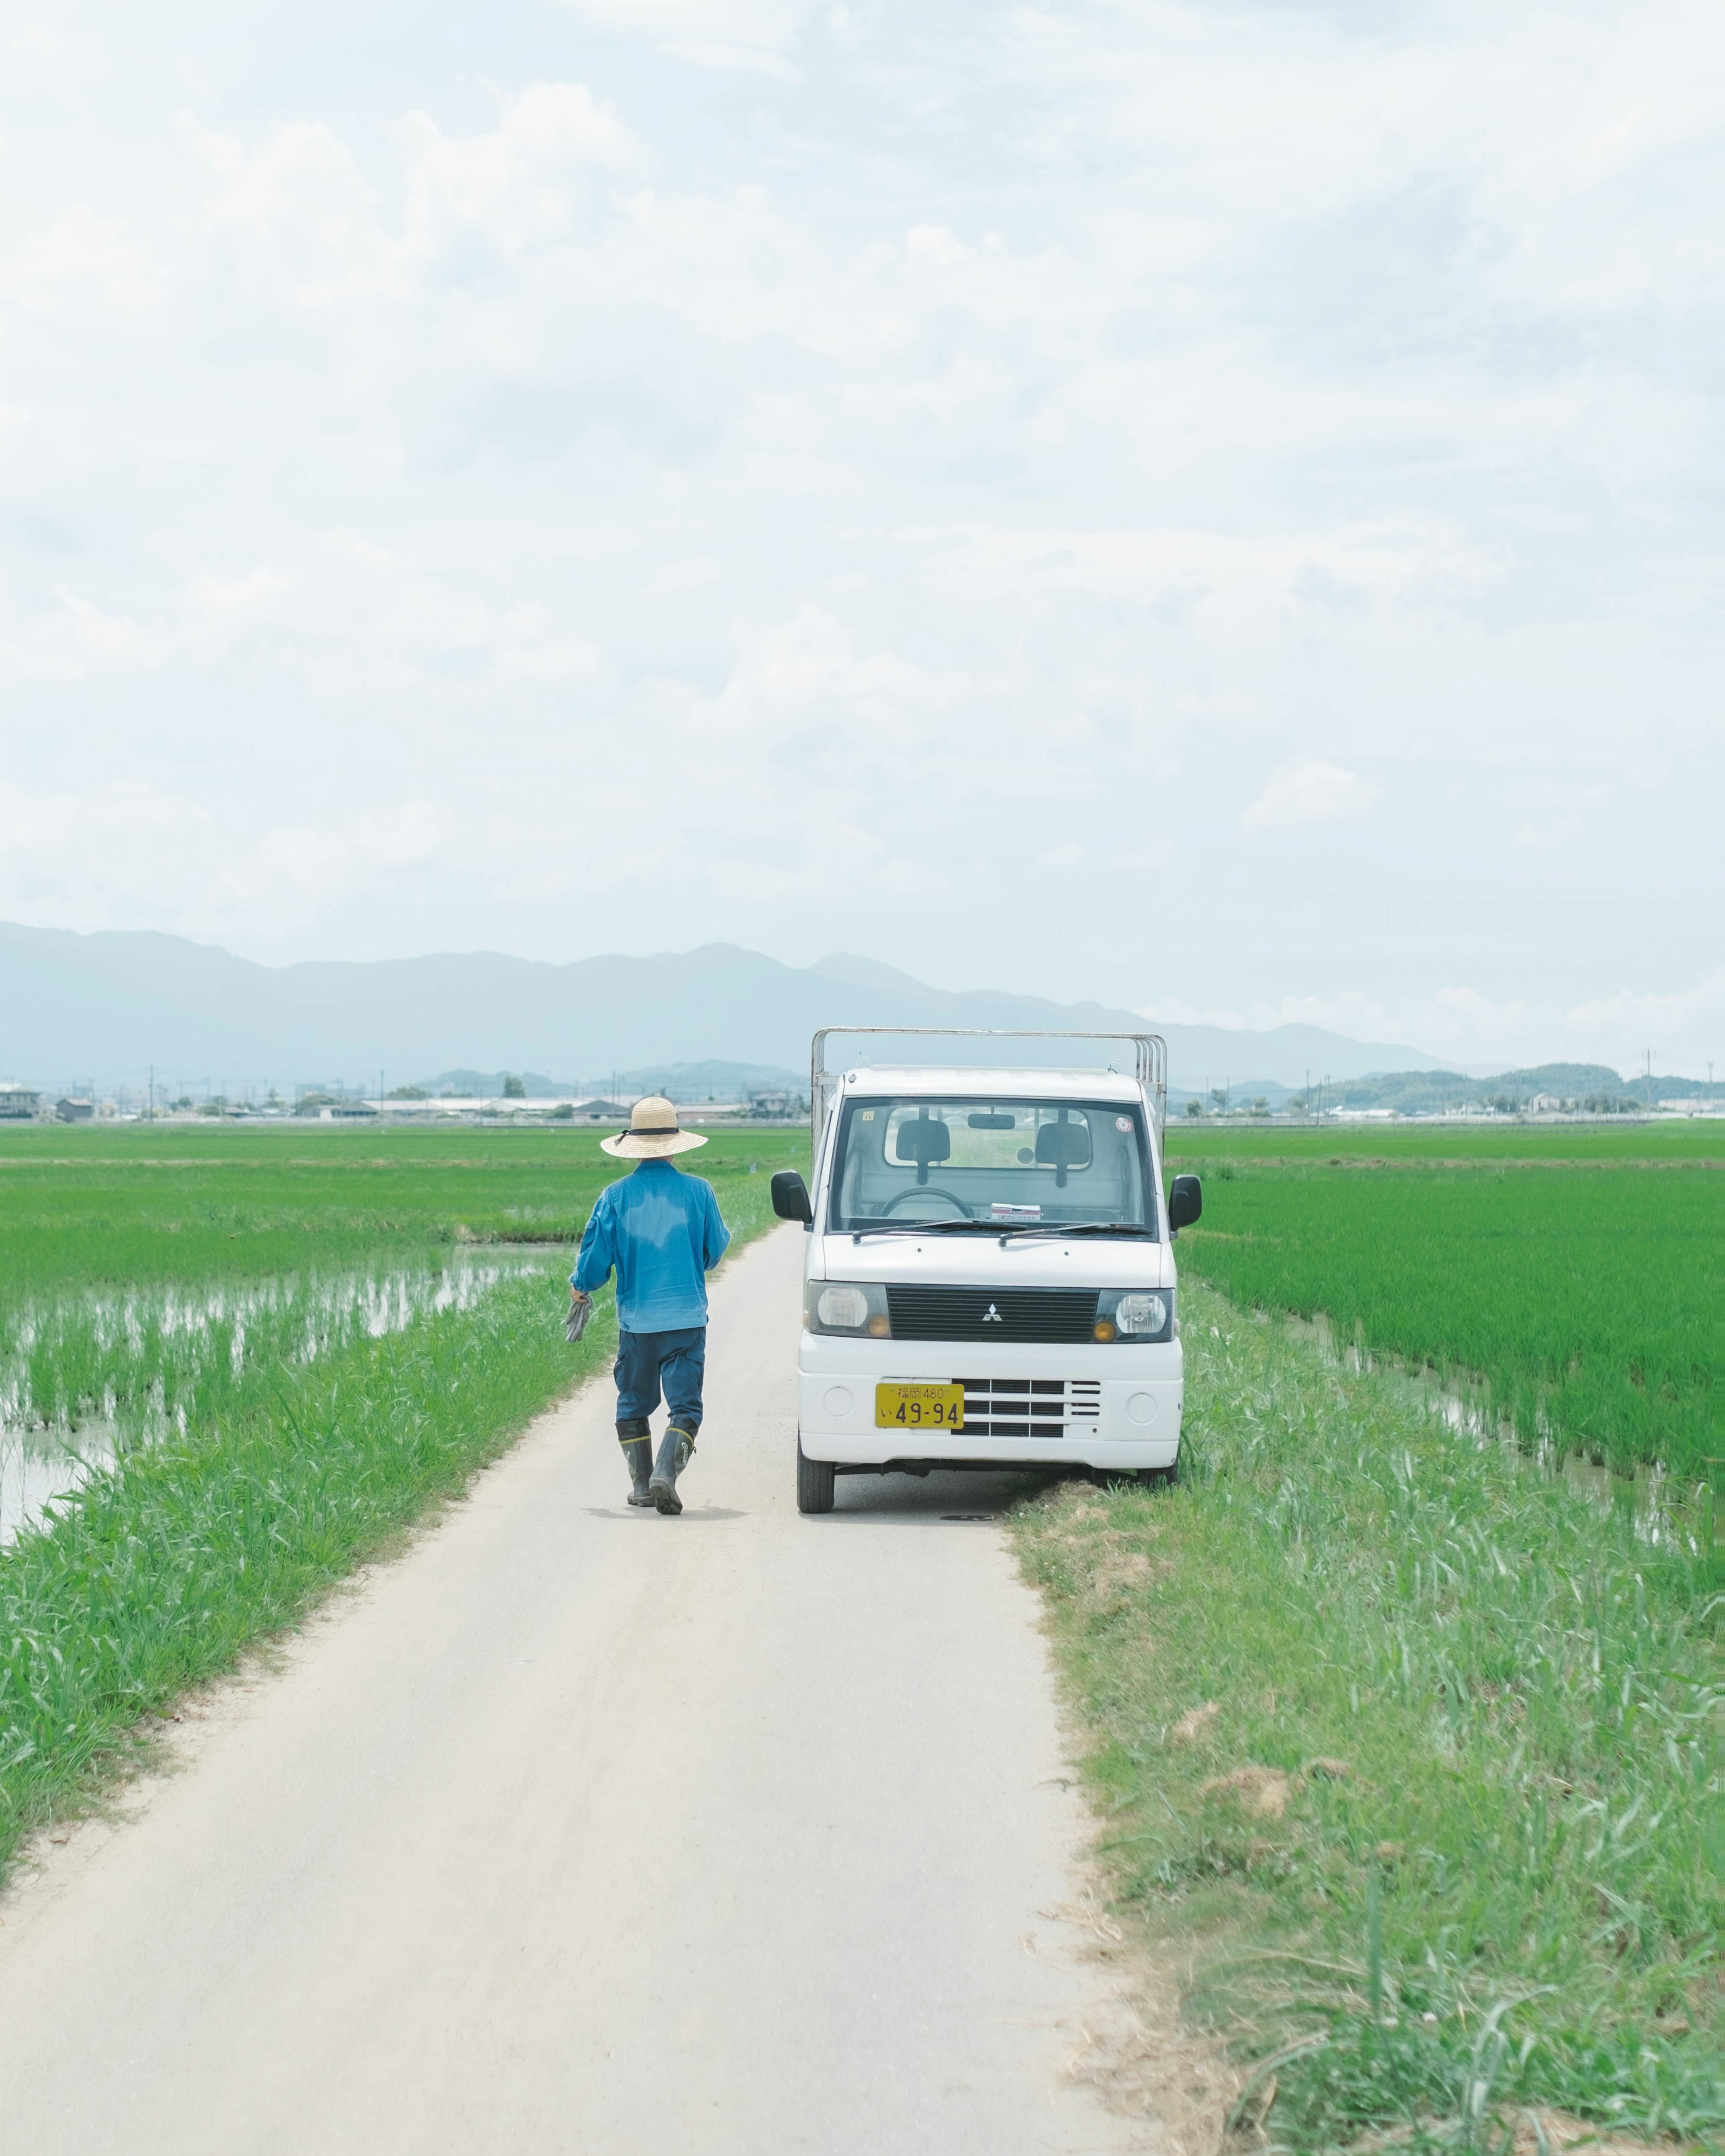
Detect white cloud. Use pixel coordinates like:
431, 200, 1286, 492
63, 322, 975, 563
0, 782, 215, 927
0, 207, 161, 311
189, 569, 288, 614
905, 225, 972, 267
242, 803, 449, 899
402, 84, 633, 258
0, 784, 456, 933
1242, 763, 1376, 830
553, 0, 815, 75
0, 1, 1716, 1056
495, 629, 602, 684
688, 606, 968, 749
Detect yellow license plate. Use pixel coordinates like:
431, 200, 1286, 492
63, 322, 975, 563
875, 1382, 964, 1431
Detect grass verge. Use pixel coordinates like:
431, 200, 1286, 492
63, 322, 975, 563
0, 1163, 793, 1882
1012, 1278, 1720, 2153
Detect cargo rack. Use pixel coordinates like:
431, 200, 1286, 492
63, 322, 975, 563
809, 1027, 1168, 1149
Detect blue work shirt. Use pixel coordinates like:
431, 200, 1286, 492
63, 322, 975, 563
571, 1159, 731, 1333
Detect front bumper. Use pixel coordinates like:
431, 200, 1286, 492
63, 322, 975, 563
797, 1332, 1182, 1471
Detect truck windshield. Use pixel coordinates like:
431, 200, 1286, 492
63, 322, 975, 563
829, 1097, 1155, 1235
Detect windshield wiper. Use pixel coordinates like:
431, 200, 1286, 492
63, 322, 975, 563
999, 1223, 1154, 1244
848, 1219, 998, 1241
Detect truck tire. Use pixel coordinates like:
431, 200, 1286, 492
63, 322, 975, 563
797, 1435, 836, 1515
1138, 1454, 1180, 1490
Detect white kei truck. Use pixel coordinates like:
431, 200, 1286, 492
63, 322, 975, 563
768, 1027, 1203, 1515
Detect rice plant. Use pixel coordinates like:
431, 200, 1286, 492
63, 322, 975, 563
0, 1258, 537, 1543
0, 1124, 812, 1304
1163, 1125, 1717, 1479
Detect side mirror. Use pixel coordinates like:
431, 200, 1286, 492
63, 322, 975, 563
771, 1170, 814, 1227
1168, 1173, 1203, 1234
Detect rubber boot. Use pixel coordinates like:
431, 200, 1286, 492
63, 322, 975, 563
620, 1436, 655, 1507
649, 1426, 696, 1516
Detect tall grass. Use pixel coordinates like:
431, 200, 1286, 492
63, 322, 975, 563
1013, 1280, 1720, 2152
0, 1143, 798, 1878
1162, 1133, 1716, 1479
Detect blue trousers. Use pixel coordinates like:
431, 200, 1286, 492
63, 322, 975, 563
614, 1325, 706, 1441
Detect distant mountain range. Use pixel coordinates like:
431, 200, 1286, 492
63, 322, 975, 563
1, 921, 1454, 1096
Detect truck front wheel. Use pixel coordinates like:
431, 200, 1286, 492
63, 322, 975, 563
797, 1435, 836, 1515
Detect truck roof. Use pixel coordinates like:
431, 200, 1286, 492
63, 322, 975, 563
840, 1065, 1145, 1103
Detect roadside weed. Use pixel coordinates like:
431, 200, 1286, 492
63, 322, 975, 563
1013, 1280, 1720, 2152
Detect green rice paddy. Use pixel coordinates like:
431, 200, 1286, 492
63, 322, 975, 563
0, 1127, 803, 1515
0, 1123, 737, 1303
1164, 1122, 1720, 1481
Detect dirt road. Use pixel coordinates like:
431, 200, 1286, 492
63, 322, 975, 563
0, 1224, 1146, 2153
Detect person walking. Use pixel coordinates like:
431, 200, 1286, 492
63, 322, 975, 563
568, 1097, 731, 1515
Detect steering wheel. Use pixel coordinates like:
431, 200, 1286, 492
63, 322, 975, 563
880, 1187, 973, 1218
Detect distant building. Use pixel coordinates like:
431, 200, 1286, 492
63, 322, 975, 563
55, 1097, 95, 1123
0, 1084, 40, 1120
746, 1087, 802, 1119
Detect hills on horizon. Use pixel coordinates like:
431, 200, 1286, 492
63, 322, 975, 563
1, 920, 1464, 1097
397, 1060, 1700, 1116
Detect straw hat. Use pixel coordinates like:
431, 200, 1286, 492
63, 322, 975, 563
601, 1096, 708, 1159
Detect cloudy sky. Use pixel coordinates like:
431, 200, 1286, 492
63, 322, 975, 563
1, 0, 1719, 1074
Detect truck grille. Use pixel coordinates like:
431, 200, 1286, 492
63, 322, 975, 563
955, 1378, 1102, 1440
885, 1284, 1100, 1343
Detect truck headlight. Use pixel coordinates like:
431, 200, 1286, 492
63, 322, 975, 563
1094, 1288, 1173, 1341
807, 1281, 891, 1337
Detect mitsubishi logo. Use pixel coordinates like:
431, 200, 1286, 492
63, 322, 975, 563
982, 1303, 1003, 1323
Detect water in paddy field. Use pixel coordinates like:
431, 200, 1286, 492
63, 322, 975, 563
0, 1257, 547, 1546
1282, 1308, 1706, 1551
